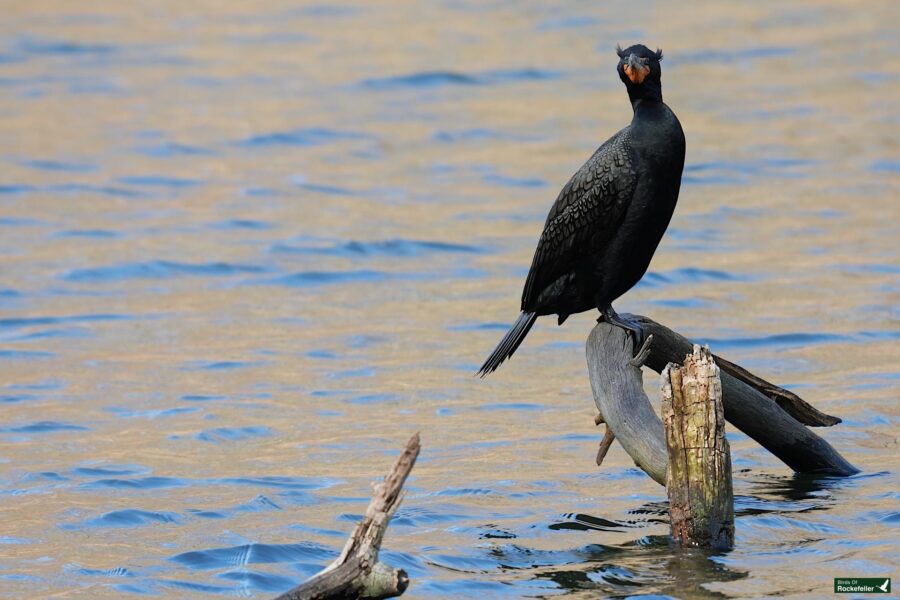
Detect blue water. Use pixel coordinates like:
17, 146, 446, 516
0, 1, 898, 598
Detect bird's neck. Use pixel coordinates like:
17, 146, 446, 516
628, 97, 686, 175
628, 85, 663, 108
631, 97, 665, 117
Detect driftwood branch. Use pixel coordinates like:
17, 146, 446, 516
586, 319, 857, 479
633, 315, 840, 427
632, 315, 856, 475
663, 346, 734, 549
586, 327, 667, 485
276, 434, 420, 600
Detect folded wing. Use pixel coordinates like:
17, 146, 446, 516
521, 129, 639, 310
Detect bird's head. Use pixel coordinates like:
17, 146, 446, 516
616, 44, 664, 103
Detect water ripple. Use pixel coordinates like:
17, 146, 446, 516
237, 128, 369, 148
0, 184, 35, 195
80, 476, 187, 490
271, 238, 484, 258
683, 157, 814, 185
699, 331, 851, 350
3, 421, 88, 433
347, 393, 398, 404
477, 402, 545, 412
210, 219, 273, 231
21, 159, 96, 172
116, 175, 202, 188
1, 394, 37, 404
550, 513, 658, 533
234, 495, 281, 513
14, 36, 117, 57
71, 465, 150, 477
45, 182, 149, 198
0, 349, 56, 359
63, 261, 266, 283
638, 267, 746, 288
195, 426, 273, 443
53, 229, 119, 239
136, 142, 214, 157
180, 394, 227, 402
170, 542, 333, 570
0, 313, 130, 329
214, 476, 341, 490
105, 405, 199, 419
679, 45, 796, 64
73, 566, 134, 578
483, 172, 548, 188
215, 570, 298, 593
360, 68, 562, 90
82, 509, 181, 528
254, 270, 387, 287
181, 360, 267, 371
294, 181, 360, 196
432, 128, 536, 143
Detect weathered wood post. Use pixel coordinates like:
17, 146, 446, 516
662, 346, 734, 549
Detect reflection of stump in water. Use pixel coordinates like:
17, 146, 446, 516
661, 546, 747, 599
532, 532, 748, 598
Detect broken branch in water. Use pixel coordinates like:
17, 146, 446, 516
275, 433, 420, 600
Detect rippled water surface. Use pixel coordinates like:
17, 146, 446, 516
1, 1, 898, 598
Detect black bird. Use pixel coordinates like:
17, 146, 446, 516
478, 44, 685, 376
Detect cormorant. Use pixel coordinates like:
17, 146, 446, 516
478, 44, 685, 376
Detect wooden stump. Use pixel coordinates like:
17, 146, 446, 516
662, 346, 734, 549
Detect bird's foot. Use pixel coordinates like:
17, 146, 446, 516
598, 306, 644, 355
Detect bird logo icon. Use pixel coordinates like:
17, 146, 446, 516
877, 579, 890, 593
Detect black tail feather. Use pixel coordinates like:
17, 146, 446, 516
477, 312, 538, 377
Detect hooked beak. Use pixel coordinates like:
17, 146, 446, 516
623, 54, 650, 85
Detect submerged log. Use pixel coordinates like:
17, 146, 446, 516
276, 434, 420, 600
586, 320, 857, 478
662, 346, 734, 549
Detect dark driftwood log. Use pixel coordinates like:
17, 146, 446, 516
631, 315, 857, 475
586, 321, 857, 477
633, 315, 839, 427
662, 346, 734, 549
275, 434, 420, 600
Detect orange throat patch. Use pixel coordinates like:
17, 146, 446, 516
624, 63, 650, 85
